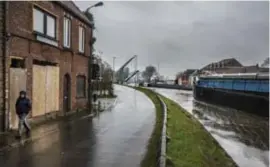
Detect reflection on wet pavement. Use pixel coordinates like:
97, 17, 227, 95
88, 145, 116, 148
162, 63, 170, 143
151, 88, 269, 167
0, 85, 155, 167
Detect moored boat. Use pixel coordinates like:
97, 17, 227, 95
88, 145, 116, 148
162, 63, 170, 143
193, 73, 269, 117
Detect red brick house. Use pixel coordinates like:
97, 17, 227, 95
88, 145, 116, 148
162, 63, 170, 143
0, 1, 93, 131
176, 69, 197, 86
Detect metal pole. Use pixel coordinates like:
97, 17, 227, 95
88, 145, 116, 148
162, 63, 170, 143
85, 2, 104, 114
88, 44, 93, 113
112, 57, 115, 82
158, 63, 160, 75
135, 55, 138, 87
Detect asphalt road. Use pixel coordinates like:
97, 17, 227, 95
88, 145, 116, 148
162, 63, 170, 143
0, 85, 155, 167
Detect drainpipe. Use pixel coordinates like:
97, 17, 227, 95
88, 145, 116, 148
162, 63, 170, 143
3, 1, 9, 131
88, 28, 93, 113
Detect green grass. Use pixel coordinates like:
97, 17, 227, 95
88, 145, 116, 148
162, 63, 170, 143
133, 87, 164, 167
161, 96, 237, 167
130, 86, 236, 167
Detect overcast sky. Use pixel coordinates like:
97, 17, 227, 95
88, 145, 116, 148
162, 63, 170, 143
75, 1, 269, 77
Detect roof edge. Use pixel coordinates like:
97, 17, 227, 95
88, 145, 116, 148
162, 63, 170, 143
54, 1, 93, 28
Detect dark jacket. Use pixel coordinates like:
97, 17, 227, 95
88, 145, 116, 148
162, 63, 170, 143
15, 96, 32, 115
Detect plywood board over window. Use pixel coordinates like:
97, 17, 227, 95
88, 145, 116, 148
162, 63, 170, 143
46, 66, 59, 113
32, 65, 59, 117
9, 68, 27, 129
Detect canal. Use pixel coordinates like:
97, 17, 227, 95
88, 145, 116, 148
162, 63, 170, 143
150, 87, 269, 167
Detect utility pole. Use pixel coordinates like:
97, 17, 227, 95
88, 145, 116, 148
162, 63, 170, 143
113, 56, 116, 83
135, 55, 138, 87
158, 63, 160, 75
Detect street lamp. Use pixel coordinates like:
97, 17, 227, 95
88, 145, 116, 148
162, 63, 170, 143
86, 2, 104, 12
85, 2, 104, 113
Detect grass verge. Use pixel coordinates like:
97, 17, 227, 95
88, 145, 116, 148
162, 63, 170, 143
161, 96, 237, 167
133, 87, 164, 167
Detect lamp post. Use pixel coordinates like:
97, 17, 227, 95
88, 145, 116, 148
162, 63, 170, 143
135, 55, 138, 87
85, 1, 104, 113
86, 2, 103, 11
112, 56, 116, 82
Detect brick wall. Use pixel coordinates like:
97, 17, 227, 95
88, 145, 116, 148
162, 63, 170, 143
7, 1, 92, 113
0, 1, 5, 130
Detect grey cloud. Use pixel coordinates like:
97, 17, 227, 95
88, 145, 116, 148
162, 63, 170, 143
75, 1, 269, 77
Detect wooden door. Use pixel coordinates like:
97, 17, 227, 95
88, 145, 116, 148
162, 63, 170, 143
9, 68, 27, 129
63, 74, 71, 112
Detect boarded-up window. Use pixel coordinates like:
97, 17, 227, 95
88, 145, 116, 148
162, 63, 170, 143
77, 75, 86, 98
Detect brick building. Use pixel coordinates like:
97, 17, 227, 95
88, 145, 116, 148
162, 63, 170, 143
0, 1, 93, 131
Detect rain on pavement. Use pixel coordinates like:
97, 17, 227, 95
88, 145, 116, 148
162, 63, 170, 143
0, 85, 155, 167
150, 87, 269, 167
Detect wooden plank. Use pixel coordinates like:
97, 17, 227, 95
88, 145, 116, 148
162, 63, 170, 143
32, 65, 46, 117
9, 68, 27, 129
45, 66, 59, 113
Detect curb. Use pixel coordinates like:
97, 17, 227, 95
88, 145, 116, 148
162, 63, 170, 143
157, 95, 167, 167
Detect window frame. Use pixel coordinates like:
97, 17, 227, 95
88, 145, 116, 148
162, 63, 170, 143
76, 75, 86, 98
33, 7, 57, 40
78, 26, 85, 53
63, 16, 71, 48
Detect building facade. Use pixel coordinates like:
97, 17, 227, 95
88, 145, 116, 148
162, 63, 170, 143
177, 69, 197, 86
200, 58, 243, 72
0, 1, 93, 131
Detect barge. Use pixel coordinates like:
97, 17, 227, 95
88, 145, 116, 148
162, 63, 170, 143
193, 73, 269, 117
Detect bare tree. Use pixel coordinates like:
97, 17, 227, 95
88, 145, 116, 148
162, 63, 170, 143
142, 65, 157, 82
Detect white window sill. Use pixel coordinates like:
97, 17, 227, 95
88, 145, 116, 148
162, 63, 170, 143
36, 35, 58, 47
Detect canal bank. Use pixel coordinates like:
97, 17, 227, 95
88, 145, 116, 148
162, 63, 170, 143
132, 86, 236, 167
151, 87, 269, 167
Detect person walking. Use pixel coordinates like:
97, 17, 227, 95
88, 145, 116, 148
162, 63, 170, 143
15, 90, 31, 138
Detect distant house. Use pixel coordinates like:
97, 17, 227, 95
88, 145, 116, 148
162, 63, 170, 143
214, 65, 269, 74
189, 70, 200, 88
201, 58, 243, 72
177, 69, 197, 86
199, 58, 270, 75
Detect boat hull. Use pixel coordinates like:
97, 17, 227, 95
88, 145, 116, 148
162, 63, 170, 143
194, 85, 269, 117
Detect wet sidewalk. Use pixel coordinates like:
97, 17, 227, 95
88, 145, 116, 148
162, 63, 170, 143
0, 98, 116, 151
0, 85, 155, 167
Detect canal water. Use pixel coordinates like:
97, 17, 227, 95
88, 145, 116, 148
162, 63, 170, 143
150, 88, 269, 167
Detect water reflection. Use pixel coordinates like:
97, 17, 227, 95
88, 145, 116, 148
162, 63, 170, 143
0, 116, 96, 167
192, 100, 269, 151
